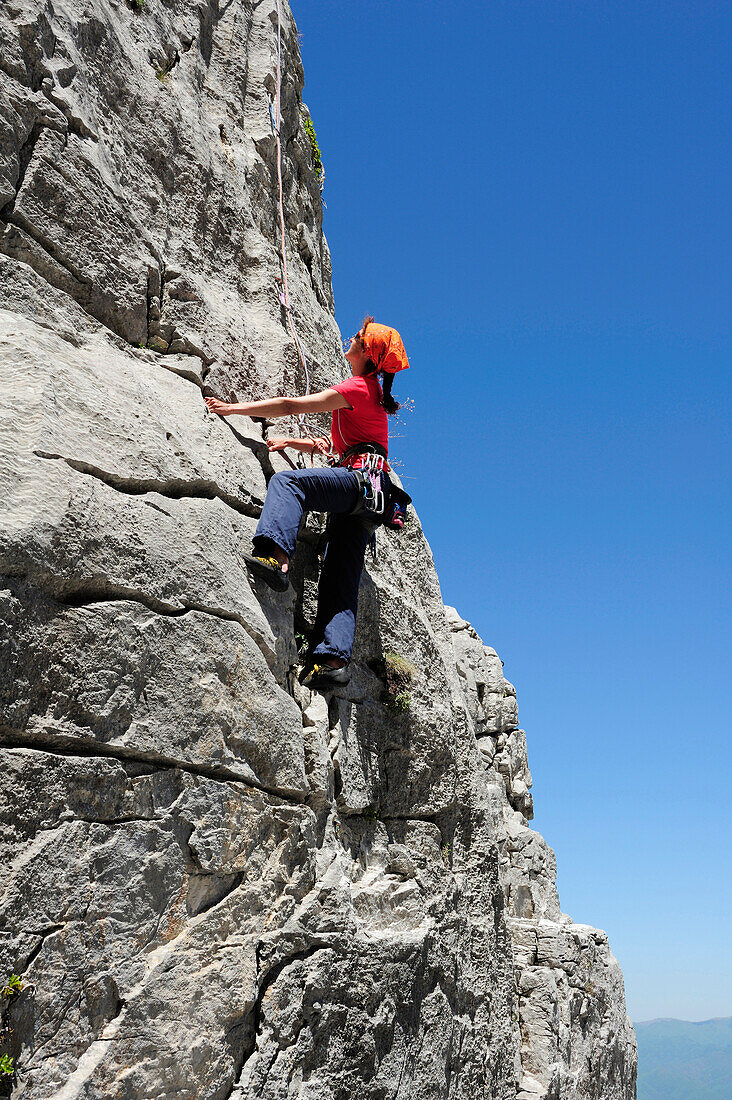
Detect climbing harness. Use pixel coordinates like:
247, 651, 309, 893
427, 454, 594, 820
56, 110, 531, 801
337, 444, 389, 474
333, 443, 387, 526
332, 443, 412, 532
334, 442, 388, 465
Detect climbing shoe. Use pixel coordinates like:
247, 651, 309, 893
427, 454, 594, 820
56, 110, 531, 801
302, 662, 351, 689
297, 653, 316, 684
243, 553, 290, 592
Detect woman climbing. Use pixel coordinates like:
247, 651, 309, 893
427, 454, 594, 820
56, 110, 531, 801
204, 317, 410, 688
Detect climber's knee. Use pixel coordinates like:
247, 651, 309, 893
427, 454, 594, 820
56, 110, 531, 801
268, 470, 290, 489
265, 469, 300, 504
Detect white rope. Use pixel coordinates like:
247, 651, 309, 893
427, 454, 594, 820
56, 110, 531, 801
272, 0, 325, 448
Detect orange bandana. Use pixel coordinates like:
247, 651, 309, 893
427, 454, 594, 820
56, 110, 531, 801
361, 323, 410, 374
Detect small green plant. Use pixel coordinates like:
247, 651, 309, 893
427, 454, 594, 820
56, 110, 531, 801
441, 842, 452, 865
155, 49, 179, 84
147, 335, 169, 353
368, 651, 416, 712
301, 110, 324, 191
388, 690, 412, 713
0, 974, 23, 1091
384, 652, 415, 681
363, 805, 377, 821
131, 0, 144, 10
382, 652, 416, 712
0, 977, 22, 999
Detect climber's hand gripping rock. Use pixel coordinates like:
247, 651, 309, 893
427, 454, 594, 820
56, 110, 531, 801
267, 436, 330, 455
204, 397, 236, 416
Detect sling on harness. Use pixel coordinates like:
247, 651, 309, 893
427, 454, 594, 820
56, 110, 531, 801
351, 468, 387, 528
352, 470, 413, 530
335, 442, 413, 532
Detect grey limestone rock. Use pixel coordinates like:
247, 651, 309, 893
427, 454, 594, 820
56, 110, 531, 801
0, 1, 636, 1097
443, 611, 636, 1100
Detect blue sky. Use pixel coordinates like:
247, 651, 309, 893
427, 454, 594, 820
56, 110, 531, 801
292, 0, 731, 1022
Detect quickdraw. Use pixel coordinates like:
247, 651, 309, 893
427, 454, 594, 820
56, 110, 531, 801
339, 449, 412, 532
350, 468, 387, 525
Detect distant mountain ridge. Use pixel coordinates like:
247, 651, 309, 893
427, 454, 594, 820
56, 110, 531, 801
635, 1017, 732, 1100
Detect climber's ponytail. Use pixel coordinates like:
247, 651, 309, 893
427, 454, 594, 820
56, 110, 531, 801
362, 359, 400, 414
380, 370, 400, 415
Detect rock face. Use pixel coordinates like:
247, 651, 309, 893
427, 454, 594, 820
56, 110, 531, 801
0, 2, 637, 1098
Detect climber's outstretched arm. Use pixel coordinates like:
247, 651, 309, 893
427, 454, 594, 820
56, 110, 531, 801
204, 389, 350, 419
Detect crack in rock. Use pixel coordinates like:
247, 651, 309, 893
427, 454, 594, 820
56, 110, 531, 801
0, 728, 308, 807
47, 982, 127, 1100
21, 922, 65, 973
1, 121, 57, 220
2, 567, 282, 696
187, 872, 245, 918
5, 565, 275, 662
227, 944, 331, 1100
1, 214, 89, 286
33, 449, 263, 519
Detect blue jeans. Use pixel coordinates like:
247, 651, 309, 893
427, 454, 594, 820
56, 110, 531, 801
252, 467, 372, 661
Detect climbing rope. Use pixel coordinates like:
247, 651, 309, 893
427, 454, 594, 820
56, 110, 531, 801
271, 0, 329, 456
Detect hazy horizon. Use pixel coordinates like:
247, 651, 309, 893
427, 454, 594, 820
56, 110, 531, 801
634, 1016, 732, 1025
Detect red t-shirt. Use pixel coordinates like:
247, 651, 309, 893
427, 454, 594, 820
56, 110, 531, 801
331, 375, 389, 457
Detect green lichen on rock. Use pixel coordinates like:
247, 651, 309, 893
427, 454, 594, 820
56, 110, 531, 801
387, 689, 412, 713
371, 651, 416, 712
0, 975, 22, 1093
0, 976, 23, 999
301, 109, 325, 190
147, 335, 169, 352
